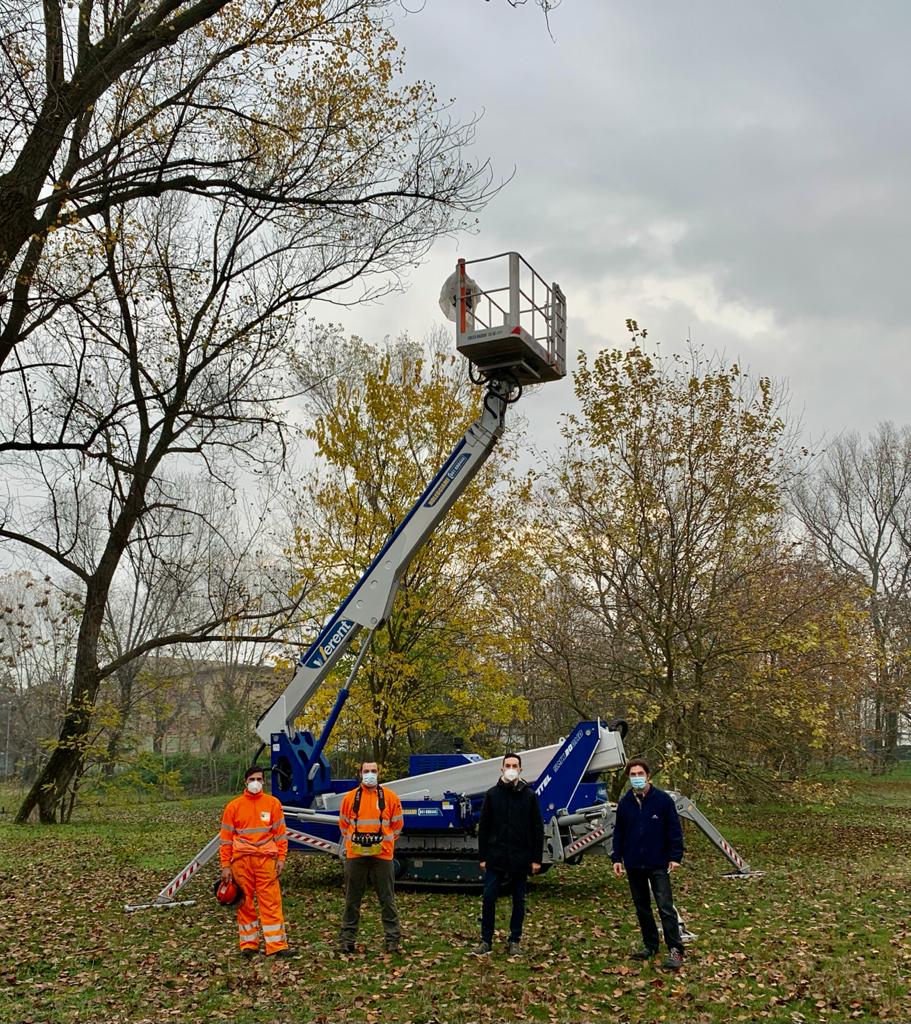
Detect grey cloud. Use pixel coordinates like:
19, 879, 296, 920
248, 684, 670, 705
346, 0, 911, 446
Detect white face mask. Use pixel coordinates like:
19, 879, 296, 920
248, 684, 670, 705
361, 771, 378, 788
246, 779, 263, 795
503, 767, 520, 783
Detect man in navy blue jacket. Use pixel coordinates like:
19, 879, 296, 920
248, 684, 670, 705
611, 757, 685, 970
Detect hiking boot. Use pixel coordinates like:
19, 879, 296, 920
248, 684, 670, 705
240, 948, 257, 959
507, 940, 522, 957
470, 940, 492, 956
630, 948, 658, 961
268, 948, 293, 958
384, 940, 401, 953
662, 948, 685, 970
337, 941, 356, 954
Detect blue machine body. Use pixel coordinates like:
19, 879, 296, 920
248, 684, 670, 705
270, 717, 616, 862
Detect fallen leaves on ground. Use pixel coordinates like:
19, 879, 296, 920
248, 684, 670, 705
0, 773, 909, 1023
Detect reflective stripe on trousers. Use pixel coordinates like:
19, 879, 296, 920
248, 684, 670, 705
231, 854, 288, 952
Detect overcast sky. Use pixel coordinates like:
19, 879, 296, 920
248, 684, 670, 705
332, 0, 911, 460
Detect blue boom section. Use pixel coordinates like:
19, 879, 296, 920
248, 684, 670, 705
532, 721, 604, 822
294, 440, 469, 675
257, 380, 512, 746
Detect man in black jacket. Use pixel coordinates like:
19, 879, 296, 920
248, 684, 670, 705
471, 753, 544, 957
611, 757, 686, 970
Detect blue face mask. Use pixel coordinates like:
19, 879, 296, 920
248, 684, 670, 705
630, 775, 647, 791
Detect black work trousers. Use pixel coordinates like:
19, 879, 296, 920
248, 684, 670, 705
338, 856, 401, 944
626, 866, 683, 954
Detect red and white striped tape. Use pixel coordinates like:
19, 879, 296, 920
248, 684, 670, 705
160, 859, 201, 900
287, 828, 338, 854
719, 838, 743, 868
564, 827, 607, 858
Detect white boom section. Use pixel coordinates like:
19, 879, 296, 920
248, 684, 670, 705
256, 387, 510, 742
312, 723, 627, 811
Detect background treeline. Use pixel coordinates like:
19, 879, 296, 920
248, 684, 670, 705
2, 330, 909, 816
0, 1, 907, 821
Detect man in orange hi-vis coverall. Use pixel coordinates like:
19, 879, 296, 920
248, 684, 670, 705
219, 765, 290, 958
337, 760, 404, 954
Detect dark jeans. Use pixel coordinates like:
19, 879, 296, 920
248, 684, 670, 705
481, 867, 528, 943
339, 856, 401, 943
626, 866, 683, 954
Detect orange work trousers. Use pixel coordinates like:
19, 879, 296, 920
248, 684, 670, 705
230, 855, 288, 953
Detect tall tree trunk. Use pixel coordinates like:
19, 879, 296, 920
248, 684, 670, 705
883, 709, 899, 768
14, 459, 156, 823
14, 663, 101, 822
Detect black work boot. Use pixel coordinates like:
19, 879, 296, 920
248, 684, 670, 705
630, 947, 658, 961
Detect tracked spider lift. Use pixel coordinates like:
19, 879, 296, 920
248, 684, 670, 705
126, 254, 759, 914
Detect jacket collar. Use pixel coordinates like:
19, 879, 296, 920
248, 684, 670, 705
626, 783, 655, 802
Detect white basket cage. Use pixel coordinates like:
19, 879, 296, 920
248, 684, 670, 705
440, 252, 567, 386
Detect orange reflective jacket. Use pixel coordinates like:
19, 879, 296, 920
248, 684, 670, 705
338, 784, 403, 861
219, 791, 288, 866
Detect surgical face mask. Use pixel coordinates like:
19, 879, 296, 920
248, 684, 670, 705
361, 771, 378, 788
503, 767, 520, 783
629, 775, 647, 791
246, 779, 263, 795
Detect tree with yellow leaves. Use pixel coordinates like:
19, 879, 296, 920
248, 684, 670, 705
287, 333, 529, 770
531, 332, 863, 792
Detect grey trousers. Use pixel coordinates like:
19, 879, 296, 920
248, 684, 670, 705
338, 856, 401, 943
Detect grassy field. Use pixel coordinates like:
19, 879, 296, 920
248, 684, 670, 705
1, 768, 909, 1024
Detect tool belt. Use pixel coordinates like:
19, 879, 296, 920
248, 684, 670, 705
350, 785, 387, 856
350, 830, 383, 856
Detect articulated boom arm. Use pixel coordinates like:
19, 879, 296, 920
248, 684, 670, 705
256, 384, 511, 742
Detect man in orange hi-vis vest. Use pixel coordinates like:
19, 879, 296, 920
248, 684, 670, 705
219, 766, 290, 958
337, 761, 404, 954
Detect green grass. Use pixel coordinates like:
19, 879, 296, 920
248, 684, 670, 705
1, 772, 909, 1024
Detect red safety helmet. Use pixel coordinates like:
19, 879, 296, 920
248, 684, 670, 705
213, 878, 243, 907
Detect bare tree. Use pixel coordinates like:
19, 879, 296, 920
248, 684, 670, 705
2, 0, 506, 820
0, 0, 495, 377
3, 187, 334, 821
0, 572, 80, 781
793, 423, 911, 769
97, 474, 280, 773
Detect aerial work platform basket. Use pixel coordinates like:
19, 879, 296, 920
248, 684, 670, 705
439, 252, 567, 386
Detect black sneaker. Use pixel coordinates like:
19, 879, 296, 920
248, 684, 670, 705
240, 948, 257, 959
662, 948, 684, 970
337, 942, 356, 954
630, 948, 658, 961
268, 948, 293, 958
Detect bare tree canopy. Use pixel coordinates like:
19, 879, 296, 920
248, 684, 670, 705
0, 0, 496, 375
792, 423, 911, 767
